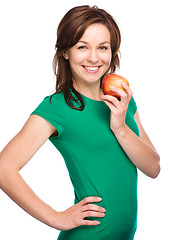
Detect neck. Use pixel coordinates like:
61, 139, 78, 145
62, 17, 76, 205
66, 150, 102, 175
73, 81, 103, 101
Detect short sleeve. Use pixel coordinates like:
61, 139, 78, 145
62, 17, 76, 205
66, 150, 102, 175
30, 95, 65, 137
128, 96, 137, 115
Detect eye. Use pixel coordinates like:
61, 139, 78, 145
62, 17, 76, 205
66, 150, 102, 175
78, 46, 87, 50
99, 46, 108, 50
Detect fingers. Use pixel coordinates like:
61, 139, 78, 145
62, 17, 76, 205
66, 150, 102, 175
79, 196, 102, 206
80, 196, 106, 216
105, 83, 132, 101
82, 203, 106, 213
109, 82, 132, 98
78, 196, 106, 226
110, 85, 127, 99
82, 219, 101, 226
83, 210, 105, 219
58, 196, 105, 230
101, 83, 132, 109
101, 94, 120, 109
122, 82, 133, 97
82, 203, 106, 219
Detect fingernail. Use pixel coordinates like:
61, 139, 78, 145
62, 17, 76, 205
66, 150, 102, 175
97, 197, 102, 201
110, 86, 115, 90
122, 82, 127, 87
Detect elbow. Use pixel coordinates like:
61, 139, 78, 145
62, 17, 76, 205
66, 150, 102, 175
0, 159, 11, 189
0, 162, 6, 189
0, 161, 3, 188
150, 153, 161, 179
0, 165, 13, 190
0, 167, 4, 189
151, 164, 160, 179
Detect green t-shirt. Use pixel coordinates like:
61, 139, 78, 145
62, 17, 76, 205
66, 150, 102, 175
31, 92, 139, 240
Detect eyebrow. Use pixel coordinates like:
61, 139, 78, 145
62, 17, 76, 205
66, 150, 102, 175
78, 41, 111, 45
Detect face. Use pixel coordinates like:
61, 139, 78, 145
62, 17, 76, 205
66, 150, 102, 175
64, 23, 112, 88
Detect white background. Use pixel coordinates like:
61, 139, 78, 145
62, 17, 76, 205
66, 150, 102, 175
0, 0, 169, 239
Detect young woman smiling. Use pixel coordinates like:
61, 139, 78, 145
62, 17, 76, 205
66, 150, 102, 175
0, 5, 160, 240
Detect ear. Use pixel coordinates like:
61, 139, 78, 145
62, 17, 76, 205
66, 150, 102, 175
63, 51, 69, 60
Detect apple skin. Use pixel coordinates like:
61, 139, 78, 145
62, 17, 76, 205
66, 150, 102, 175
102, 74, 129, 99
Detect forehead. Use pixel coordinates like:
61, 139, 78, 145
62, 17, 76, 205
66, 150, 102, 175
79, 23, 110, 43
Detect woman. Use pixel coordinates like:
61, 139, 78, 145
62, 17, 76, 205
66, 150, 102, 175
0, 5, 160, 240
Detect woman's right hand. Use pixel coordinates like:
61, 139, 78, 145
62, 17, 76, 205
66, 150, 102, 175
54, 196, 106, 231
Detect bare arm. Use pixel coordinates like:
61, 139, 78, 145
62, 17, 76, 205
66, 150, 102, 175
0, 115, 59, 227
0, 115, 105, 230
101, 83, 160, 178
114, 110, 160, 178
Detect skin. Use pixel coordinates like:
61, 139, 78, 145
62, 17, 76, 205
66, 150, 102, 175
64, 23, 112, 100
101, 84, 160, 178
0, 23, 160, 231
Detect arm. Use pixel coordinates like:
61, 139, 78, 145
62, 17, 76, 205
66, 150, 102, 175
0, 115, 59, 227
101, 83, 160, 178
114, 110, 160, 178
0, 115, 105, 230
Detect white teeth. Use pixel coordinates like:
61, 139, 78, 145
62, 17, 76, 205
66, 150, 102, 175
85, 66, 99, 71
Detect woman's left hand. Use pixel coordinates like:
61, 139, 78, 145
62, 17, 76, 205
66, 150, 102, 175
101, 82, 133, 134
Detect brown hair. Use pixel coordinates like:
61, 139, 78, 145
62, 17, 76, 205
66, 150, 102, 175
52, 5, 121, 110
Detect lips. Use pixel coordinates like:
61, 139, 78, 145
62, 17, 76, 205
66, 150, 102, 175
82, 65, 101, 73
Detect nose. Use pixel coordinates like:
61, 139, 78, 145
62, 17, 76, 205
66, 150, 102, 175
87, 49, 99, 63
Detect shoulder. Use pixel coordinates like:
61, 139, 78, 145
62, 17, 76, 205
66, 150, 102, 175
43, 92, 65, 105
30, 92, 66, 137
32, 92, 66, 113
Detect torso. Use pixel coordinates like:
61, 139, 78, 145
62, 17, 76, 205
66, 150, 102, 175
32, 92, 139, 240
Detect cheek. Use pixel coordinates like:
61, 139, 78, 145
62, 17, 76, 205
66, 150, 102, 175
69, 52, 87, 66
103, 53, 112, 67
68, 54, 86, 76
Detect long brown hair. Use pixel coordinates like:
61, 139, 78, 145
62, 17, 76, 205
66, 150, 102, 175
52, 5, 121, 110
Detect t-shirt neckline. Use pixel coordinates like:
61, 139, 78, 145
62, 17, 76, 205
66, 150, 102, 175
80, 93, 106, 105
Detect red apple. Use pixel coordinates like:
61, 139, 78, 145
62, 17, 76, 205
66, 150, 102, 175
102, 74, 129, 99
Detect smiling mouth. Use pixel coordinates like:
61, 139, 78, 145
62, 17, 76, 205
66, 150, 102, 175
82, 65, 101, 72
